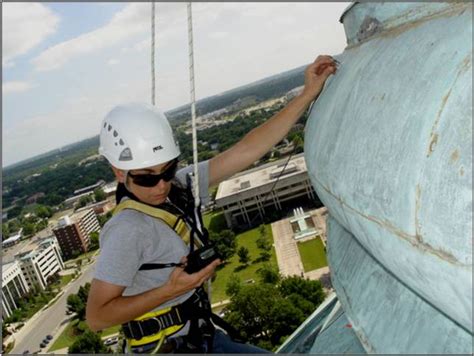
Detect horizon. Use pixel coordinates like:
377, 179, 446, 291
2, 62, 307, 170
2, 2, 349, 167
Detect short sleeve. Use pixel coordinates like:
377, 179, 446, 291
175, 160, 210, 205
94, 219, 145, 287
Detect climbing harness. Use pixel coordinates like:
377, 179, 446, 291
113, 192, 240, 353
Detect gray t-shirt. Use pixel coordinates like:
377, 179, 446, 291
94, 160, 210, 311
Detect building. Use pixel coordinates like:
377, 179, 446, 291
52, 209, 99, 259
75, 199, 114, 215
2, 229, 23, 248
102, 181, 118, 197
15, 237, 65, 291
1, 261, 30, 318
73, 179, 105, 196
215, 153, 321, 228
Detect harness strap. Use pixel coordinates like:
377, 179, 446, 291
113, 199, 191, 244
122, 288, 210, 341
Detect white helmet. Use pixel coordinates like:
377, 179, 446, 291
99, 103, 180, 170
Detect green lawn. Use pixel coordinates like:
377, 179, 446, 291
59, 274, 74, 288
48, 319, 79, 351
210, 225, 277, 304
203, 211, 227, 233
297, 237, 328, 272
48, 319, 120, 352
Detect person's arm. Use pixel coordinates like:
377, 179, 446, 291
209, 55, 337, 187
86, 258, 220, 331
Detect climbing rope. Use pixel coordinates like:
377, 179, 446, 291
151, 1, 156, 106
186, 2, 201, 211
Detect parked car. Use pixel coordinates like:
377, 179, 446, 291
22, 351, 29, 355
40, 342, 46, 348
104, 336, 119, 346
43, 338, 50, 344
46, 335, 53, 340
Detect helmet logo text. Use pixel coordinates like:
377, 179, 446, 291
153, 145, 163, 152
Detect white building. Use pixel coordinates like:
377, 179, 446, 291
2, 229, 22, 248
15, 237, 65, 291
2, 261, 30, 318
71, 209, 101, 237
215, 153, 321, 228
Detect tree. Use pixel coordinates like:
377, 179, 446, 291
2, 224, 9, 240
68, 329, 111, 354
225, 274, 243, 297
22, 222, 36, 236
98, 211, 113, 227
66, 282, 91, 320
77, 195, 93, 208
93, 188, 106, 202
280, 276, 325, 307
237, 247, 250, 265
257, 264, 280, 284
224, 275, 327, 350
89, 232, 100, 251
209, 230, 236, 261
35, 205, 53, 219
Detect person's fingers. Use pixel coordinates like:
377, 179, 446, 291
314, 55, 333, 64
315, 63, 337, 76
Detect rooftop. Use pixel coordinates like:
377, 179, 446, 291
215, 153, 307, 200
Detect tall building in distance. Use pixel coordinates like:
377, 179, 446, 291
2, 260, 30, 318
16, 237, 65, 291
52, 209, 100, 260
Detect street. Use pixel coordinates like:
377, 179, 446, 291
10, 260, 96, 354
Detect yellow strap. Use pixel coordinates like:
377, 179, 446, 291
127, 307, 185, 347
114, 199, 190, 244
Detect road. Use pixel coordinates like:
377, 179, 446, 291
10, 260, 96, 354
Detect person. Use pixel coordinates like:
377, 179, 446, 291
86, 55, 337, 353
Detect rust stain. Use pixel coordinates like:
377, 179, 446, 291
427, 89, 452, 157
381, 93, 385, 101
459, 53, 472, 73
415, 185, 422, 238
428, 134, 439, 156
460, 166, 465, 176
450, 149, 460, 164
312, 176, 465, 266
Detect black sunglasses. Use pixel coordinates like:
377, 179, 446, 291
128, 160, 178, 187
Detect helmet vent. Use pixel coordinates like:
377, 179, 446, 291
108, 124, 112, 131
113, 130, 118, 137
119, 147, 133, 161
119, 139, 124, 145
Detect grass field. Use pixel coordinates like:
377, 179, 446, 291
297, 237, 327, 272
210, 225, 277, 304
48, 319, 120, 352
48, 319, 79, 351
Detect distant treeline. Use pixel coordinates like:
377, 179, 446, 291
167, 65, 306, 124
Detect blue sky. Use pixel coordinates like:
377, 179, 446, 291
2, 2, 349, 167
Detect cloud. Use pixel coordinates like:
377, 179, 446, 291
2, 81, 36, 95
209, 31, 228, 40
31, 3, 184, 72
2, 3, 59, 67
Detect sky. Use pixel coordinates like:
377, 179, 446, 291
2, 2, 350, 167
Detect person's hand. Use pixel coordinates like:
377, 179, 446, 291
164, 256, 221, 297
301, 55, 338, 102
